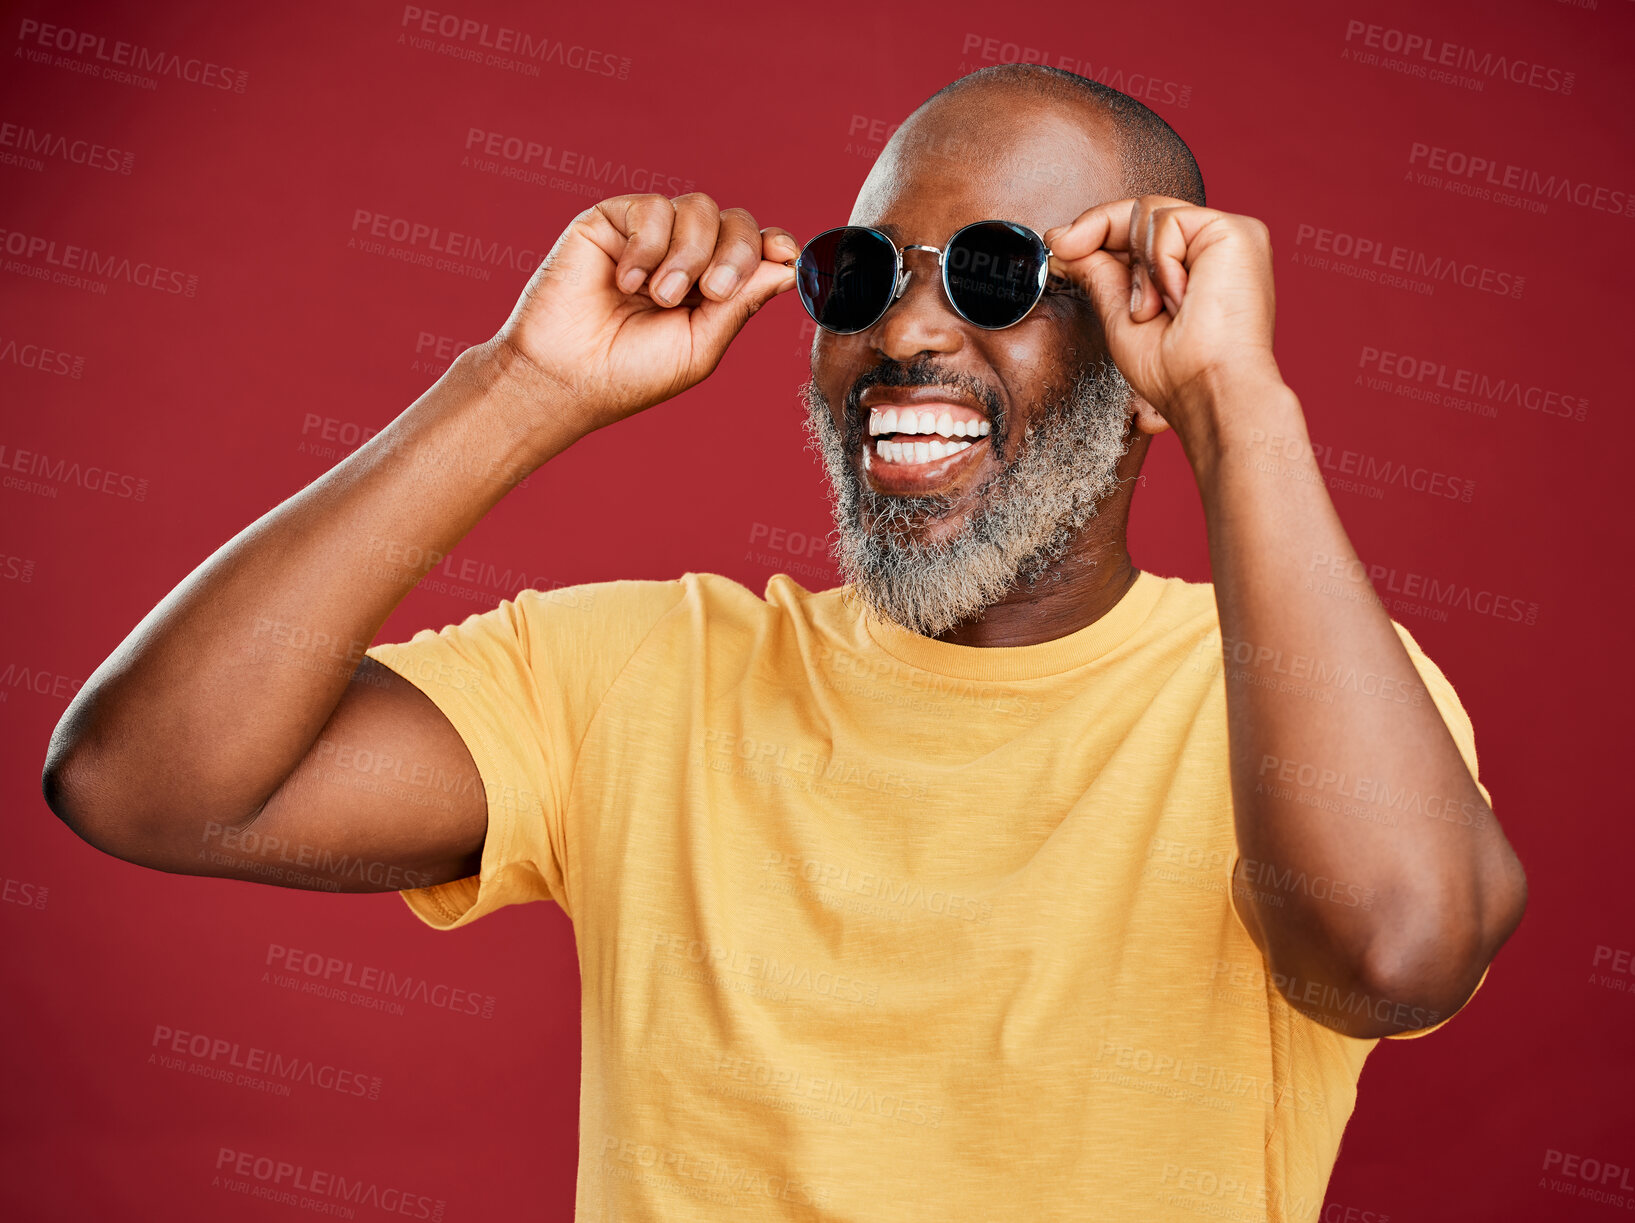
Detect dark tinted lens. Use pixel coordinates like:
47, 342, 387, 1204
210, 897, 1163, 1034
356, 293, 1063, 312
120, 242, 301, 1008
796, 228, 898, 333
945, 222, 1046, 328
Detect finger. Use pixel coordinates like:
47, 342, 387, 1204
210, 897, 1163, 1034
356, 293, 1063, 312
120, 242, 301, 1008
648, 192, 722, 307
1046, 196, 1220, 331
697, 207, 763, 302
1063, 248, 1144, 352
1040, 201, 1144, 325
1146, 206, 1190, 315
1132, 197, 1220, 322
685, 257, 798, 358
1129, 200, 1162, 323
627, 237, 797, 310
1042, 199, 1130, 261
1042, 192, 1201, 261
602, 194, 677, 295
760, 226, 801, 266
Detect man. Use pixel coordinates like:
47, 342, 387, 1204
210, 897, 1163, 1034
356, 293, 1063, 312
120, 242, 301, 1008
43, 64, 1525, 1221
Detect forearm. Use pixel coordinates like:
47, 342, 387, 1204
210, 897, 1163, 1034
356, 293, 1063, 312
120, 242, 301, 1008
1190, 375, 1526, 1022
44, 338, 582, 839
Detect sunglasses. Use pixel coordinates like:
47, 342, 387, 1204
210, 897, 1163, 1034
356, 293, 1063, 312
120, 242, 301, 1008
789, 220, 1061, 335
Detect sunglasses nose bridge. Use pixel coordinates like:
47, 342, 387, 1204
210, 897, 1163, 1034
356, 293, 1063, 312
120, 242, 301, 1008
892, 243, 944, 304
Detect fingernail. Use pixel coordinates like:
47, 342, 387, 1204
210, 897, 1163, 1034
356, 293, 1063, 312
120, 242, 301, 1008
657, 270, 687, 304
1129, 273, 1142, 317
619, 266, 645, 293
1162, 292, 1179, 315
703, 266, 739, 298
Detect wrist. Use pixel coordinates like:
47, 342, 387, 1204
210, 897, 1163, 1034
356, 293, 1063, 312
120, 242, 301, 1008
460, 336, 598, 464
1176, 368, 1305, 483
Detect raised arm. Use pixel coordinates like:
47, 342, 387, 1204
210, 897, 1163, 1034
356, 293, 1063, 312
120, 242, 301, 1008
1045, 197, 1527, 1037
42, 192, 800, 893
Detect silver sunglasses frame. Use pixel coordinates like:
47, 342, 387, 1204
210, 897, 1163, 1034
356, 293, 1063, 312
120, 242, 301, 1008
788, 220, 1055, 335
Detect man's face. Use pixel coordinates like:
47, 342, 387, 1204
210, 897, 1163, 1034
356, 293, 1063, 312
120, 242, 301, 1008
802, 95, 1138, 639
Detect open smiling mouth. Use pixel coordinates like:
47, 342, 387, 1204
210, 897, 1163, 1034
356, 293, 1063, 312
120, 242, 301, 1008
859, 402, 992, 490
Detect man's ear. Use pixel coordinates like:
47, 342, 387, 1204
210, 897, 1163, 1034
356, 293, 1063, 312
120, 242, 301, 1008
1127, 393, 1170, 436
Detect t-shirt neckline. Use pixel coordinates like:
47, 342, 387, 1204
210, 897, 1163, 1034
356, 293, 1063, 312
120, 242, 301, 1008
858, 569, 1165, 681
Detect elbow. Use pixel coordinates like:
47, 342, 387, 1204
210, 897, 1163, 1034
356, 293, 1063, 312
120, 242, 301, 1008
41, 706, 149, 862
1257, 855, 1528, 1039
42, 716, 110, 849
1353, 868, 1527, 1034
1495, 856, 1529, 944
1353, 927, 1483, 1035
43, 698, 262, 869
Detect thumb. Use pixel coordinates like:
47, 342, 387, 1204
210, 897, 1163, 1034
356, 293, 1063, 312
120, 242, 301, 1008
540, 210, 621, 296
687, 258, 797, 352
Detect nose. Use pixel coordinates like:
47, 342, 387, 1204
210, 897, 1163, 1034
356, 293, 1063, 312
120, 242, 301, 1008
868, 249, 964, 364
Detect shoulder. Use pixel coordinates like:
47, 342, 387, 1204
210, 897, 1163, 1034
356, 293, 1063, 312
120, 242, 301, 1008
1135, 573, 1484, 782
506, 570, 850, 642
1131, 571, 1225, 659
1142, 571, 1219, 624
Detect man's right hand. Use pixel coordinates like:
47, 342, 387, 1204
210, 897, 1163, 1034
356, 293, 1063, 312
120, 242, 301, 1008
494, 192, 801, 435
41, 189, 799, 897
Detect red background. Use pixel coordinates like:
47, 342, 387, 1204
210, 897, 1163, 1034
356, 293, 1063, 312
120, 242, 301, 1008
3, 1, 1631, 1219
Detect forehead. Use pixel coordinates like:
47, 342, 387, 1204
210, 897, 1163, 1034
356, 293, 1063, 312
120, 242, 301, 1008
848, 92, 1123, 242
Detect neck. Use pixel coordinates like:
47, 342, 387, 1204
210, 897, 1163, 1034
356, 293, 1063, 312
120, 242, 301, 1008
932, 529, 1140, 647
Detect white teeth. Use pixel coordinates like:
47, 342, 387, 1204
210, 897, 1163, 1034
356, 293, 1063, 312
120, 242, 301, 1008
874, 437, 979, 465
868, 406, 991, 461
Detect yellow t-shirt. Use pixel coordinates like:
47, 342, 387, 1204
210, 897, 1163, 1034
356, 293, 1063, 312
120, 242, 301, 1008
366, 569, 1492, 1223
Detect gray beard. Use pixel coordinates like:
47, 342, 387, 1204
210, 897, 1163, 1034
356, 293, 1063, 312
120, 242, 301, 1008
800, 360, 1135, 639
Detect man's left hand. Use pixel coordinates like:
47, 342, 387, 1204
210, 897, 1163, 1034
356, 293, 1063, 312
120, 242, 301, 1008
1043, 196, 1284, 449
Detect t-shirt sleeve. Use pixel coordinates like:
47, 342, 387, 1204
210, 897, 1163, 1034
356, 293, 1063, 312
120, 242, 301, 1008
364, 579, 687, 931
1381, 621, 1493, 1039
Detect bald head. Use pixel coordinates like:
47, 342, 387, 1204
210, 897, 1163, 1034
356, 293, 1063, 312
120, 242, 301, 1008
908, 63, 1205, 208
